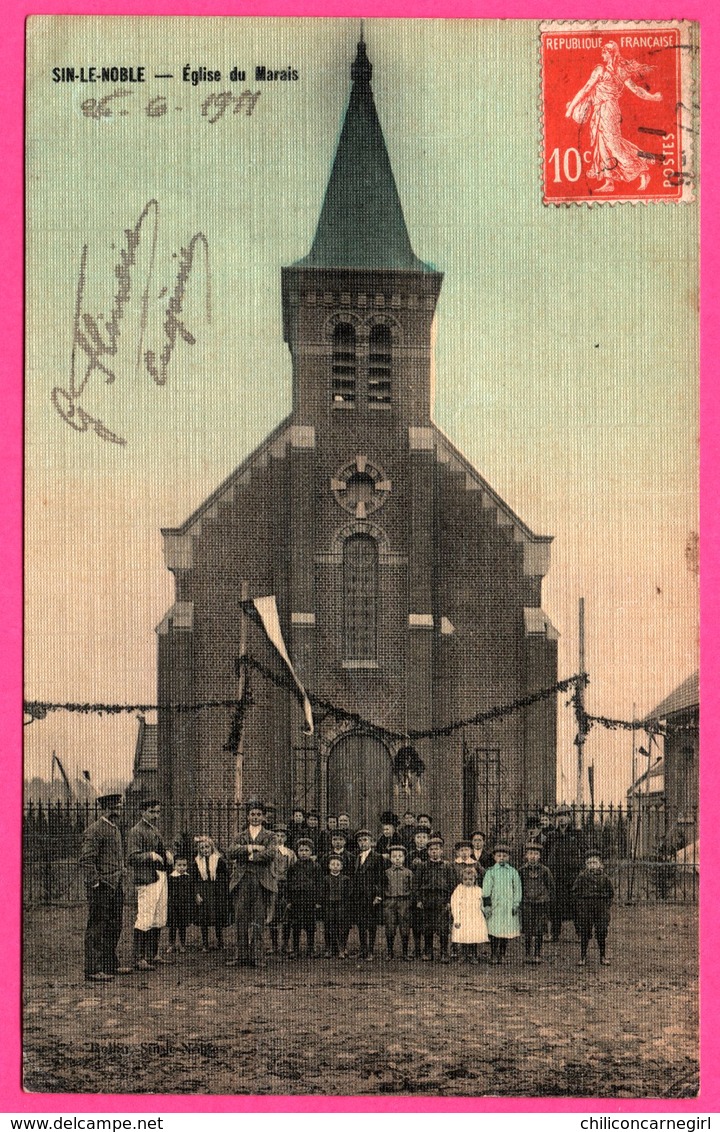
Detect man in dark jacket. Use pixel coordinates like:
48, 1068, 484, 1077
228, 801, 277, 967
347, 829, 385, 960
127, 799, 173, 970
545, 805, 583, 941
79, 794, 129, 982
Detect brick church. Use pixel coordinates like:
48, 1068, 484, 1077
156, 36, 559, 844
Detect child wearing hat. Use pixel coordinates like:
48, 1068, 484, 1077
320, 855, 351, 958
285, 838, 321, 958
383, 845, 414, 960
375, 814, 400, 862
571, 850, 614, 966
451, 864, 489, 962
414, 836, 455, 962
320, 830, 356, 876
482, 844, 522, 964
408, 828, 431, 955
268, 824, 296, 955
519, 842, 555, 964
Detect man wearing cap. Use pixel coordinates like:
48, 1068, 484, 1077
127, 799, 173, 970
545, 805, 583, 942
228, 801, 277, 967
347, 829, 384, 960
79, 794, 130, 982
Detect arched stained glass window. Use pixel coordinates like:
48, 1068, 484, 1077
331, 323, 357, 405
343, 534, 378, 662
368, 324, 392, 405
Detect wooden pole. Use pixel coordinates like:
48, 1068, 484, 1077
234, 581, 249, 805
631, 701, 637, 802
576, 597, 586, 807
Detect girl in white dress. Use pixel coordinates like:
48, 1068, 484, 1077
450, 865, 489, 963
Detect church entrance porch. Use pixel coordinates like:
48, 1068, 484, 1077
327, 732, 394, 830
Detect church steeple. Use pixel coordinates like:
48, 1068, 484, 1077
299, 37, 431, 272
282, 32, 442, 428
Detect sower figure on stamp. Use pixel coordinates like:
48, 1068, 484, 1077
565, 41, 662, 194
227, 800, 277, 968
545, 804, 583, 943
127, 799, 173, 971
79, 793, 131, 982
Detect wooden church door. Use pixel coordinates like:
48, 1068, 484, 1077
327, 733, 393, 830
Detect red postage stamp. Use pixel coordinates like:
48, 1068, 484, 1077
540, 21, 695, 204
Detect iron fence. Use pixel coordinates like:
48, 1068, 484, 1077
22, 798, 698, 905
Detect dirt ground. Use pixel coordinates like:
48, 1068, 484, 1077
23, 903, 697, 1099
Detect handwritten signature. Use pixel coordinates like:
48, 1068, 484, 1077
51, 200, 211, 445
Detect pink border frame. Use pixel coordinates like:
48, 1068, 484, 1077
3, 0, 716, 1114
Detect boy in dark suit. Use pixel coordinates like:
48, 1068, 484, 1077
414, 836, 455, 962
348, 829, 384, 960
572, 850, 614, 966
286, 838, 321, 957
320, 855, 350, 958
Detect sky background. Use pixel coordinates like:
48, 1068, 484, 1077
24, 16, 698, 801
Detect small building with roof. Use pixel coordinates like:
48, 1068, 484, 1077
644, 671, 698, 850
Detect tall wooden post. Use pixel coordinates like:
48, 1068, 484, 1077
576, 597, 586, 807
234, 580, 249, 805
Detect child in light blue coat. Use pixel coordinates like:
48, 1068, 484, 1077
482, 844, 522, 964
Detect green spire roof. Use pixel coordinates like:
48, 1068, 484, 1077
299, 39, 432, 272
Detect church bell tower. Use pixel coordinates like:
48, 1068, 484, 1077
281, 36, 444, 433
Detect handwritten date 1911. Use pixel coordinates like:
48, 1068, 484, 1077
51, 200, 211, 446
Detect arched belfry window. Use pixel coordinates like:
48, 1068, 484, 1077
368, 324, 392, 405
331, 323, 357, 405
343, 534, 378, 663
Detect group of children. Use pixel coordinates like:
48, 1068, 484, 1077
164, 809, 614, 966
164, 835, 231, 953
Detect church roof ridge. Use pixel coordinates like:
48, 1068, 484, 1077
163, 415, 293, 537
295, 36, 433, 273
165, 417, 552, 550
430, 422, 554, 545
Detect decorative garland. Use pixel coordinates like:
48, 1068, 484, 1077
24, 657, 684, 746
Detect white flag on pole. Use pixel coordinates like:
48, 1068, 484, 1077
248, 596, 314, 735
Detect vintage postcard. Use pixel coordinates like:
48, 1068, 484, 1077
23, 16, 699, 1099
